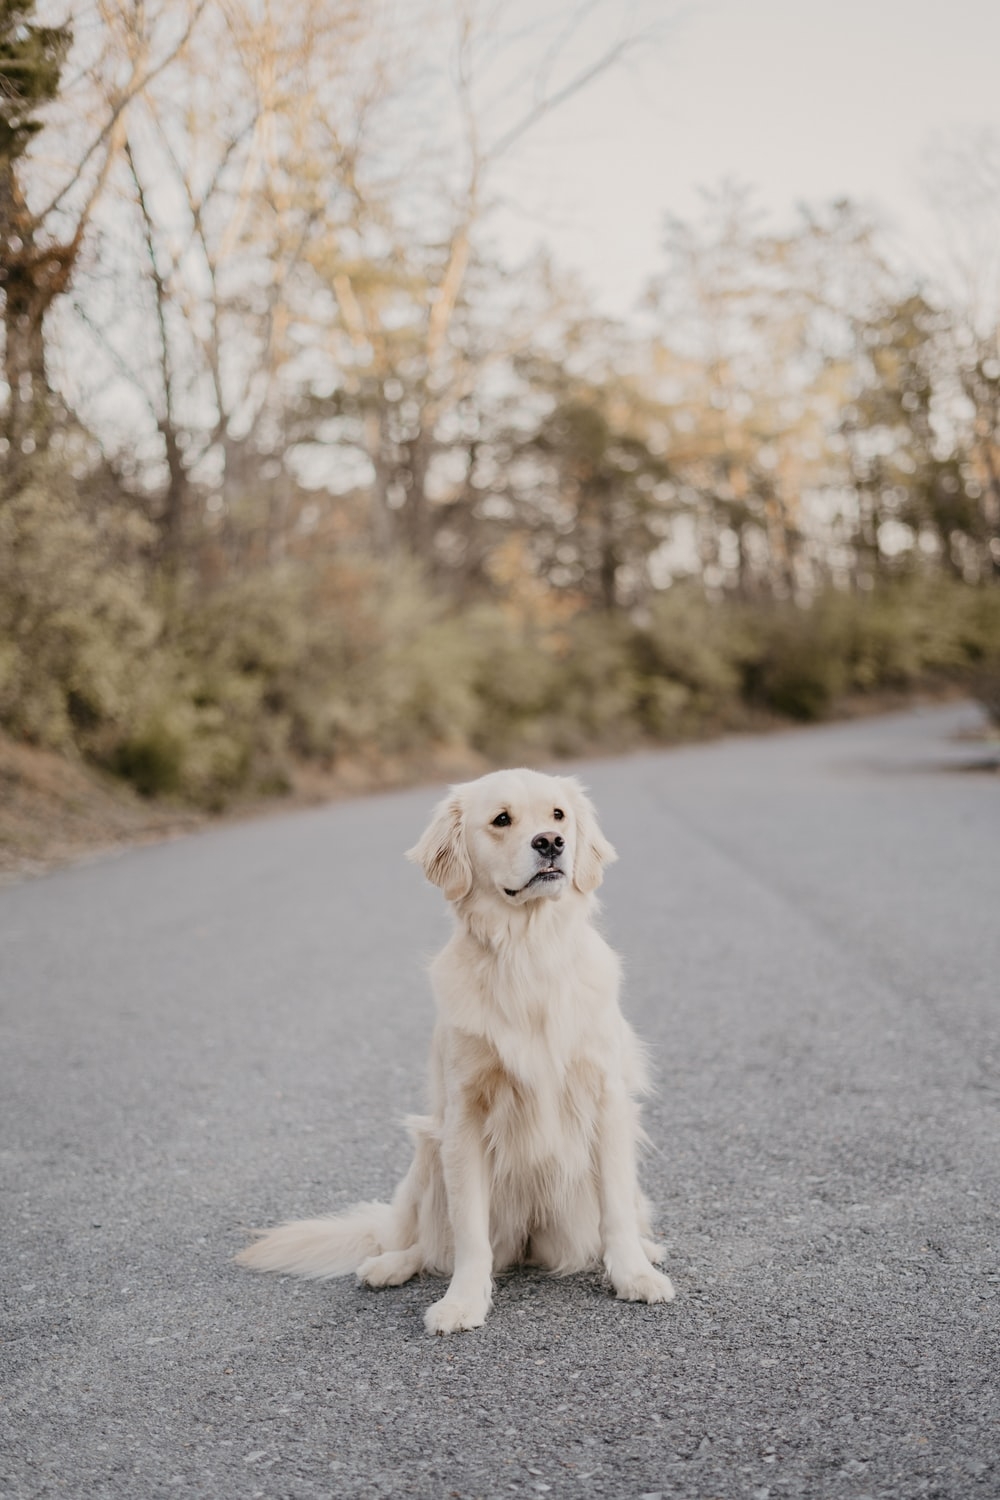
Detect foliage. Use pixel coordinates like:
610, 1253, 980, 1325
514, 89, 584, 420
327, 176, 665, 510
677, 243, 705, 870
0, 7, 998, 810
3, 495, 995, 805
632, 585, 752, 733
0, 460, 159, 751
0, 0, 70, 165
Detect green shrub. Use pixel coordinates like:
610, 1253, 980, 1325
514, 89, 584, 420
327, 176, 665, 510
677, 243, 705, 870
464, 616, 561, 759
4, 462, 998, 808
0, 465, 159, 752
542, 613, 641, 754
746, 597, 851, 721
958, 583, 1000, 725
359, 573, 485, 754
112, 718, 186, 798
842, 582, 959, 689
632, 585, 753, 735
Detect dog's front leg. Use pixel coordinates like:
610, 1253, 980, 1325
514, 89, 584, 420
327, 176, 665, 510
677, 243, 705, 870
597, 1086, 675, 1304
424, 1103, 493, 1334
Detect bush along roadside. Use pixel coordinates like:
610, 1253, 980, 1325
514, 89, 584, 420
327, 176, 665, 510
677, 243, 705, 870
1, 517, 998, 810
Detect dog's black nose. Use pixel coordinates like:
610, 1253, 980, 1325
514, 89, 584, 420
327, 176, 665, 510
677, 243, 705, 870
531, 832, 564, 859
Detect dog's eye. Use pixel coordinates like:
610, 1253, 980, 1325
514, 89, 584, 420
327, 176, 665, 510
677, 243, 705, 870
553, 808, 565, 821
491, 811, 512, 828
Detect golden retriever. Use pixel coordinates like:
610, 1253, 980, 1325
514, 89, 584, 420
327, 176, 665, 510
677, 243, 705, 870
237, 769, 674, 1333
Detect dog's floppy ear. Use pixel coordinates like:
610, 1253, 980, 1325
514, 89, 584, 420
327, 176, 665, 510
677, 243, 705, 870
564, 778, 617, 894
406, 792, 472, 902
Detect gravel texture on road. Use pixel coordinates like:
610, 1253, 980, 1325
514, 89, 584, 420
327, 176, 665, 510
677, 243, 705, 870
1, 703, 998, 1499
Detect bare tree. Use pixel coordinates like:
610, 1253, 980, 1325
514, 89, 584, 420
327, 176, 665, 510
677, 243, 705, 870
1, 0, 205, 484
924, 132, 1000, 578
68, 0, 387, 574
301, 0, 659, 564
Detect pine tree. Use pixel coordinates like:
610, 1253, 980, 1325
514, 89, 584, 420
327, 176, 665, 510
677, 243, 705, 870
0, 0, 69, 162
0, 0, 72, 477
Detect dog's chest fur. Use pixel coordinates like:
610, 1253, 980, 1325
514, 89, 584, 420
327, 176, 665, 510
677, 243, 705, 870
429, 904, 630, 1184
464, 1031, 605, 1183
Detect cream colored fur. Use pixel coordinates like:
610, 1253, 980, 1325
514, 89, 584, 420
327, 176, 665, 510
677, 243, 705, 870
237, 769, 674, 1333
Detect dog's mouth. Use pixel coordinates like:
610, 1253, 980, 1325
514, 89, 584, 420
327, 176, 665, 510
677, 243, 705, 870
504, 865, 565, 897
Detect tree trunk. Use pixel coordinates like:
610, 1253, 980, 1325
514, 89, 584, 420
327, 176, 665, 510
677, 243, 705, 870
1, 166, 78, 490
404, 424, 433, 563
1, 170, 46, 482
158, 418, 188, 573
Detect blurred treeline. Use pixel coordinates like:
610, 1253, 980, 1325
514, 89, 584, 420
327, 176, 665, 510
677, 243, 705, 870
2, 1, 999, 806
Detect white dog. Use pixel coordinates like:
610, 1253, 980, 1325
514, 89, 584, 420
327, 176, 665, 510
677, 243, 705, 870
237, 769, 674, 1333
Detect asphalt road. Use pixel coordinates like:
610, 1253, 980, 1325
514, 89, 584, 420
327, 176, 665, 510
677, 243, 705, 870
2, 702, 998, 1500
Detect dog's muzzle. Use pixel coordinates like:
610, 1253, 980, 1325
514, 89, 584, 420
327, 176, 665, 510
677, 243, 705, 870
504, 831, 566, 897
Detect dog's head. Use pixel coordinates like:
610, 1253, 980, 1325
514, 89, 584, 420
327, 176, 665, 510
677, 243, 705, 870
407, 769, 617, 908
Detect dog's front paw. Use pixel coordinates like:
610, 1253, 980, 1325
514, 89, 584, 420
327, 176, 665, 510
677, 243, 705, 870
640, 1236, 667, 1265
424, 1287, 491, 1335
611, 1263, 675, 1304
605, 1243, 675, 1304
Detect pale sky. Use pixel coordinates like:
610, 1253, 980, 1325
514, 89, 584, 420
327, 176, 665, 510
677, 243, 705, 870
489, 0, 1000, 313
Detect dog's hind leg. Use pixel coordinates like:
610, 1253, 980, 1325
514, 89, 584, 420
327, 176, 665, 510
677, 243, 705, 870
355, 1119, 445, 1291
358, 1244, 424, 1287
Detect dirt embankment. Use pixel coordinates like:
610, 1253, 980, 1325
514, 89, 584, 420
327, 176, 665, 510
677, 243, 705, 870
0, 734, 489, 884
0, 734, 204, 882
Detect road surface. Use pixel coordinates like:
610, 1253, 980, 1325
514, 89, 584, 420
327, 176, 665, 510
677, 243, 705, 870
2, 702, 998, 1499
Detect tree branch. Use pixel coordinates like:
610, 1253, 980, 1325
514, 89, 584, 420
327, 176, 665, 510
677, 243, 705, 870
31, 0, 210, 230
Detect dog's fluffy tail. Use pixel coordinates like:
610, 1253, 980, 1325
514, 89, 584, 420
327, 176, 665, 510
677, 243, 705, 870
235, 1201, 398, 1281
